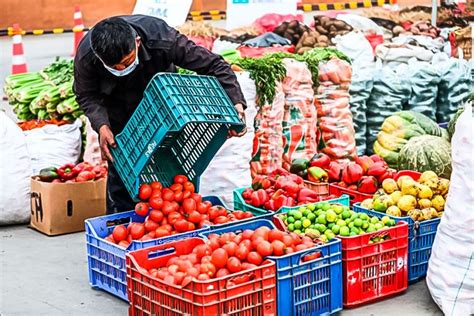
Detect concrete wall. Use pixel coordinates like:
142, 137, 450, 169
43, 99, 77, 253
2, 0, 433, 30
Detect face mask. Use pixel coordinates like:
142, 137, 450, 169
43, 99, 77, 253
102, 44, 139, 77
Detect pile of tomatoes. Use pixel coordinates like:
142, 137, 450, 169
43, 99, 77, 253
104, 175, 254, 248
141, 226, 322, 286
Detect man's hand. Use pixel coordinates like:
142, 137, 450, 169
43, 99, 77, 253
229, 103, 247, 138
99, 125, 117, 162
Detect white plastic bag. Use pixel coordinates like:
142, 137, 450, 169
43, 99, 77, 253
334, 32, 374, 66
199, 72, 257, 206
212, 38, 240, 55
83, 117, 101, 165
24, 119, 82, 175
335, 14, 384, 34
0, 111, 31, 225
427, 102, 474, 316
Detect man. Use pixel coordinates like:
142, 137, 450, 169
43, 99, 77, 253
73, 15, 247, 213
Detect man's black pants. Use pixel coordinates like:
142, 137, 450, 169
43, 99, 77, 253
106, 163, 136, 214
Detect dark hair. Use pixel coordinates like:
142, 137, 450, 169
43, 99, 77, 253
90, 17, 136, 66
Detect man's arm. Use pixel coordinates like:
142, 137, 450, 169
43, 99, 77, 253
170, 32, 247, 110
73, 57, 116, 160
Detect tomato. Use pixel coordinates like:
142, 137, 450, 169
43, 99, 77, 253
168, 264, 179, 275
227, 257, 242, 273
251, 236, 265, 249
174, 219, 190, 233
209, 238, 220, 251
168, 211, 182, 225
148, 210, 163, 223
147, 231, 156, 238
170, 201, 180, 212
232, 211, 244, 220
191, 193, 203, 204
302, 252, 322, 262
271, 240, 285, 256
150, 189, 162, 199
138, 184, 152, 201
219, 233, 234, 246
173, 175, 188, 184
197, 274, 210, 281
182, 198, 197, 214
187, 210, 202, 224
211, 248, 228, 269
162, 189, 175, 202
157, 269, 169, 279
151, 181, 163, 191
200, 262, 216, 277
135, 202, 149, 217
170, 183, 183, 192
177, 260, 193, 272
174, 191, 184, 202
141, 235, 152, 241
222, 242, 238, 257
164, 275, 176, 285
161, 218, 169, 225
161, 224, 173, 232
187, 267, 200, 278
233, 234, 243, 245
241, 263, 257, 271
295, 244, 308, 252
127, 234, 133, 243
118, 240, 130, 248
183, 181, 195, 193
247, 251, 263, 265
289, 232, 302, 244
155, 227, 170, 238
187, 253, 199, 265
196, 202, 209, 214
239, 239, 252, 250
208, 206, 227, 221
162, 201, 175, 215
149, 196, 164, 210
268, 230, 284, 242
130, 223, 145, 240
235, 246, 250, 261
144, 219, 158, 232
254, 227, 270, 240
104, 235, 115, 244
257, 241, 273, 257
216, 268, 230, 278
213, 216, 230, 224
241, 229, 254, 240
187, 222, 195, 231
173, 272, 185, 285
182, 190, 192, 200
242, 212, 253, 219
112, 225, 128, 242
282, 235, 294, 247
193, 244, 211, 258
201, 255, 212, 263
167, 257, 179, 267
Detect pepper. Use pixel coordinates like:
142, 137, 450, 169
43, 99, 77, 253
250, 189, 269, 207
296, 169, 308, 180
72, 162, 93, 174
297, 188, 320, 203
57, 163, 78, 181
92, 164, 108, 179
310, 153, 331, 169
242, 188, 253, 201
307, 167, 328, 183
76, 170, 96, 182
252, 175, 271, 190
289, 158, 310, 175
38, 167, 59, 182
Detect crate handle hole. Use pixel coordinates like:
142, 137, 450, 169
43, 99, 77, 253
106, 217, 131, 227
148, 248, 176, 259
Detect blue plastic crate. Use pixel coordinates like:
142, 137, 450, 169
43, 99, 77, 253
353, 203, 440, 283
200, 219, 343, 316
85, 196, 223, 301
111, 73, 245, 200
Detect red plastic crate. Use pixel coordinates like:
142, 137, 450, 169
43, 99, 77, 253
340, 222, 409, 307
126, 238, 276, 316
329, 183, 372, 205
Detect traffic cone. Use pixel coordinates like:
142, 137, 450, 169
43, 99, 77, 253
72, 5, 85, 56
11, 23, 27, 74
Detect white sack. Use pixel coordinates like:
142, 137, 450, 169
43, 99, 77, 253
0, 111, 31, 225
427, 102, 474, 316
199, 72, 257, 207
336, 14, 384, 34
334, 31, 374, 66
24, 119, 82, 175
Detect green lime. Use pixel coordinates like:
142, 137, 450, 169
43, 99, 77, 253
332, 205, 343, 214
288, 210, 296, 217
317, 224, 327, 233
350, 227, 360, 234
349, 210, 356, 216
336, 219, 347, 227
362, 221, 369, 230
293, 211, 303, 220
366, 224, 376, 233
288, 223, 295, 231
328, 223, 335, 229
350, 232, 358, 236
339, 226, 350, 236
375, 223, 383, 230
321, 202, 331, 211
359, 213, 369, 221
354, 218, 363, 227
294, 229, 302, 234
315, 210, 323, 217
302, 208, 310, 217
389, 219, 396, 227
359, 230, 365, 235
287, 216, 295, 224
294, 220, 302, 230
341, 210, 351, 219
325, 230, 336, 240
381, 216, 391, 225
343, 206, 351, 212
332, 225, 340, 234
302, 219, 311, 228
345, 218, 352, 225
307, 213, 316, 222
307, 204, 316, 211
370, 217, 379, 224
348, 222, 354, 229
350, 213, 359, 221
319, 235, 328, 243
326, 210, 337, 223
314, 202, 323, 210
317, 215, 327, 225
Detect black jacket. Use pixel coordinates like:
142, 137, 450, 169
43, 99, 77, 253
73, 15, 246, 134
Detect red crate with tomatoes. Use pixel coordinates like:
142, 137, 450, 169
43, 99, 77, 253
126, 238, 277, 316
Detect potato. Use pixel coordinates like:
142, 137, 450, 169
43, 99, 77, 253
297, 47, 312, 54
288, 20, 299, 29
317, 35, 329, 43
303, 36, 316, 47
316, 26, 328, 34
332, 21, 347, 30
316, 42, 328, 47
329, 25, 337, 32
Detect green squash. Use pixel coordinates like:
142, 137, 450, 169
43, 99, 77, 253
447, 108, 464, 141
397, 135, 452, 179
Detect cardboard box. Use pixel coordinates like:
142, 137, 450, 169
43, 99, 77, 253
30, 177, 106, 236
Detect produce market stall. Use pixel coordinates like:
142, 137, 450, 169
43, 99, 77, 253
1, 2, 473, 315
